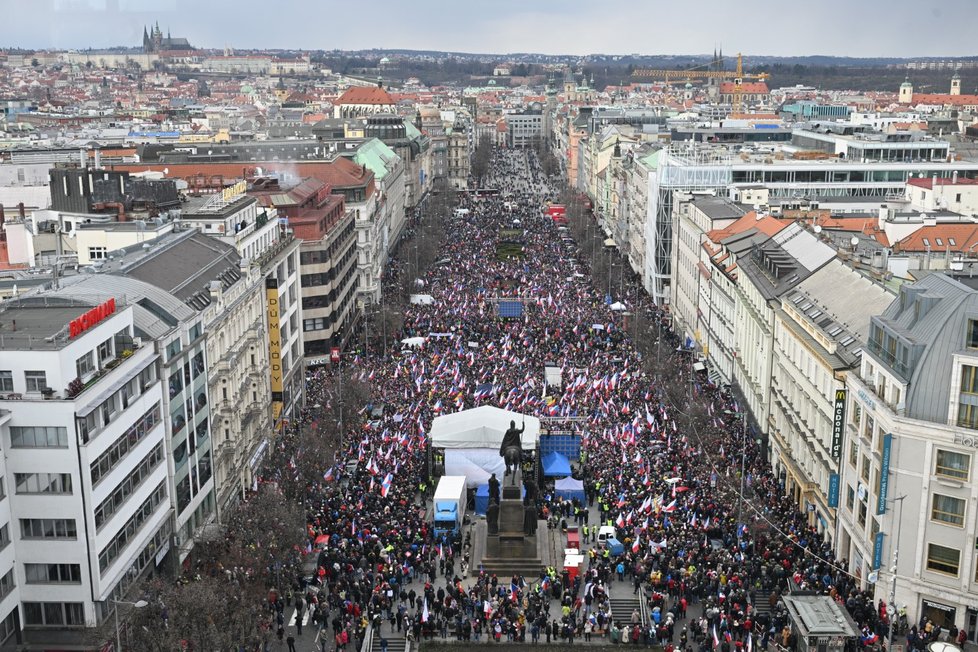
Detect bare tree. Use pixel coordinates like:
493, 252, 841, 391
471, 134, 492, 187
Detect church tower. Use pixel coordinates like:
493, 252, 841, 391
899, 77, 913, 104
951, 72, 961, 96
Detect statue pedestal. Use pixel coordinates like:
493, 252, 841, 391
480, 468, 545, 577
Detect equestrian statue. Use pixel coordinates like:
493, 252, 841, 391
499, 419, 525, 486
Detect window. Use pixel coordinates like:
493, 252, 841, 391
931, 493, 966, 526
77, 351, 97, 380
858, 499, 867, 527
860, 455, 871, 482
962, 364, 978, 393
10, 426, 68, 448
14, 473, 72, 495
0, 371, 11, 392
0, 570, 13, 600
94, 442, 164, 530
24, 563, 81, 584
22, 602, 85, 627
935, 449, 970, 481
88, 246, 107, 260
20, 519, 77, 539
962, 319, 978, 348
949, 238, 957, 246
0, 524, 9, 551
846, 485, 855, 511
24, 371, 46, 393
0, 607, 16, 643
99, 481, 167, 573
926, 543, 960, 576
90, 403, 161, 485
97, 338, 112, 362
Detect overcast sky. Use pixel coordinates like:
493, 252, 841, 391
0, 0, 974, 58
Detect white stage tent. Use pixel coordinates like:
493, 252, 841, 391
430, 406, 540, 488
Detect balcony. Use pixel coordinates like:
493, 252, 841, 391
866, 337, 912, 380
63, 340, 143, 401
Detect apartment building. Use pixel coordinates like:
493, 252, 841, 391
839, 275, 978, 641
0, 292, 169, 647
770, 260, 892, 539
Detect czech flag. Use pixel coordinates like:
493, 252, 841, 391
380, 473, 393, 498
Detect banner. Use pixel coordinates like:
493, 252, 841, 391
827, 473, 840, 508
831, 389, 847, 459
877, 433, 892, 515
266, 278, 284, 412
872, 532, 885, 570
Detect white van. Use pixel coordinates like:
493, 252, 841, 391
597, 525, 617, 543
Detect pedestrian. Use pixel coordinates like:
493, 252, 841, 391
286, 633, 296, 652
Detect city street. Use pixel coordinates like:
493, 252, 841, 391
293, 149, 889, 651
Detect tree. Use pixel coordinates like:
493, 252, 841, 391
471, 134, 492, 187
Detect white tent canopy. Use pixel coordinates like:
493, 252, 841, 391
431, 407, 541, 488
430, 406, 540, 449
410, 294, 435, 305
401, 336, 425, 347
609, 301, 627, 311
555, 477, 584, 492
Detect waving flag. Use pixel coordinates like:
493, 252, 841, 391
421, 599, 430, 623
615, 513, 625, 529
631, 538, 640, 554
380, 473, 393, 498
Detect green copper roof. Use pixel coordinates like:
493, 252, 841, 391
637, 149, 661, 170
404, 121, 422, 140
354, 138, 400, 181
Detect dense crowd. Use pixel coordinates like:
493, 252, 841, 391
249, 148, 948, 652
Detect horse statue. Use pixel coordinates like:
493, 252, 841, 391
499, 419, 525, 486
502, 446, 522, 485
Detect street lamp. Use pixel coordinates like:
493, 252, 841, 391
112, 599, 147, 652
886, 495, 907, 652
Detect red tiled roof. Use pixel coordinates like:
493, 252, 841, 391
907, 177, 978, 189
334, 86, 395, 106
719, 82, 769, 94
112, 159, 375, 193
904, 93, 978, 106
706, 211, 787, 242
896, 224, 978, 253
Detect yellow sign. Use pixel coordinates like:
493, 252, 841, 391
266, 278, 284, 415
223, 180, 247, 202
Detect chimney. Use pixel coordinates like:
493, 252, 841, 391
79, 148, 88, 168
953, 171, 959, 185
18, 203, 25, 219
93, 148, 101, 170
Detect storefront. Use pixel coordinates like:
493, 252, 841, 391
921, 598, 956, 630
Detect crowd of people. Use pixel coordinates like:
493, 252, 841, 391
249, 148, 937, 651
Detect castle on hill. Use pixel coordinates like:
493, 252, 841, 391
142, 22, 194, 53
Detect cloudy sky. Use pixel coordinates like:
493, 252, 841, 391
0, 0, 974, 57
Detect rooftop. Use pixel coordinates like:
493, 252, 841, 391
0, 299, 113, 351
782, 594, 860, 638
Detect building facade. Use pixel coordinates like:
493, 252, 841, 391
839, 275, 978, 640
0, 292, 170, 646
